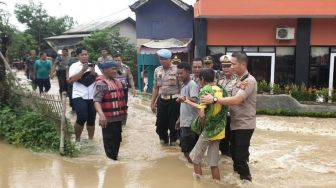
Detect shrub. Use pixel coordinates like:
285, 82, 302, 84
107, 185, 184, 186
0, 106, 78, 156
271, 83, 283, 94
258, 80, 271, 94
257, 109, 336, 118
290, 83, 316, 101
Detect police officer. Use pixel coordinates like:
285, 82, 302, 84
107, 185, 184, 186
151, 49, 180, 146
217, 55, 237, 156
113, 51, 136, 101
200, 51, 256, 182
204, 56, 221, 83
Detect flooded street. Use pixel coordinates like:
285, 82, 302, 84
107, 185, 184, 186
1, 72, 336, 188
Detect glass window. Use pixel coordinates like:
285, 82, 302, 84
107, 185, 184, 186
309, 47, 330, 87
243, 46, 258, 52
227, 46, 242, 52
275, 47, 295, 85
331, 47, 336, 53
259, 46, 275, 52
206, 46, 224, 70
208, 47, 225, 55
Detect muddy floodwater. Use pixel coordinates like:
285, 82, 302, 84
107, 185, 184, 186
1, 72, 336, 187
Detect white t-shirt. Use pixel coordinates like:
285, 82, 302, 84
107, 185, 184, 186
68, 61, 100, 100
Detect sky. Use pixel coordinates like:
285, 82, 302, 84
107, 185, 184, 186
2, 0, 196, 31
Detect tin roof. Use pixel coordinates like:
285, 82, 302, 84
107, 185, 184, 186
130, 0, 192, 12
140, 38, 192, 54
65, 9, 135, 34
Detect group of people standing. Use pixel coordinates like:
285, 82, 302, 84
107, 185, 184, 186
151, 49, 257, 183
24, 46, 256, 183
24, 47, 135, 161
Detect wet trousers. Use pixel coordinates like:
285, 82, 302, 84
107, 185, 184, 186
230, 129, 254, 180
57, 70, 68, 95
102, 121, 122, 160
156, 97, 180, 143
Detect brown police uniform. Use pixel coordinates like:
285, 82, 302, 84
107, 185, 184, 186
153, 64, 180, 145
230, 71, 257, 181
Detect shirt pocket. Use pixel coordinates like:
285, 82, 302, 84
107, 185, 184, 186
156, 73, 163, 87
168, 74, 177, 86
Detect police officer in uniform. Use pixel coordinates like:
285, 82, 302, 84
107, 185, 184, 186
204, 56, 221, 83
217, 55, 237, 156
151, 49, 180, 146
200, 52, 257, 182
113, 52, 136, 101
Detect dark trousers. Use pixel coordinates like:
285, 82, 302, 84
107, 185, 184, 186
67, 83, 74, 110
102, 121, 122, 160
36, 78, 51, 93
230, 129, 254, 180
124, 88, 129, 105
156, 97, 180, 143
57, 70, 68, 95
219, 116, 231, 155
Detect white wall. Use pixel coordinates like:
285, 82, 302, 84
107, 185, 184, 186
114, 20, 137, 45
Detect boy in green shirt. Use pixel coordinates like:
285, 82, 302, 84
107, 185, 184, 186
34, 52, 52, 93
184, 68, 228, 181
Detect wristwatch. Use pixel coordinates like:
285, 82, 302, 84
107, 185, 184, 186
213, 97, 218, 104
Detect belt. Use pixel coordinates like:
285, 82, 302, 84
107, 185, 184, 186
160, 94, 179, 100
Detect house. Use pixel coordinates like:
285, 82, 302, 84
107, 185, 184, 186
130, 0, 194, 92
45, 10, 136, 52
194, 0, 336, 96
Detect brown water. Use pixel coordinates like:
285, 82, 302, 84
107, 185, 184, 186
1, 71, 336, 188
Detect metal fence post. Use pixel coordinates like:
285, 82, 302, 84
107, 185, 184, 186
60, 92, 67, 155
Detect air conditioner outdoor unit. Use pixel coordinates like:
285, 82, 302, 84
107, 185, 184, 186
276, 27, 295, 40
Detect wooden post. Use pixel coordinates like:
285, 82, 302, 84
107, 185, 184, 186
60, 91, 67, 155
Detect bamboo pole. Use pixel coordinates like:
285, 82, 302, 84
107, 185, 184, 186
60, 91, 67, 155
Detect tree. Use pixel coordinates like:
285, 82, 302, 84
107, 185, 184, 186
7, 31, 37, 62
82, 28, 136, 70
14, 1, 75, 50
0, 1, 14, 105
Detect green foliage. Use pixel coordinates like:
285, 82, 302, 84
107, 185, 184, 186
14, 1, 75, 50
7, 32, 37, 61
0, 106, 78, 156
82, 28, 136, 70
290, 84, 316, 102
316, 88, 330, 102
333, 90, 336, 102
257, 109, 336, 118
257, 80, 271, 93
271, 83, 283, 94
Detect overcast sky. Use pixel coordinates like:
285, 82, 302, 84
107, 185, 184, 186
2, 0, 196, 31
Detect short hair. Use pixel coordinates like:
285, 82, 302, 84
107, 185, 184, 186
199, 68, 215, 83
232, 51, 248, 65
62, 48, 68, 52
113, 51, 122, 58
177, 62, 191, 73
39, 52, 47, 57
192, 58, 203, 64
76, 47, 87, 56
